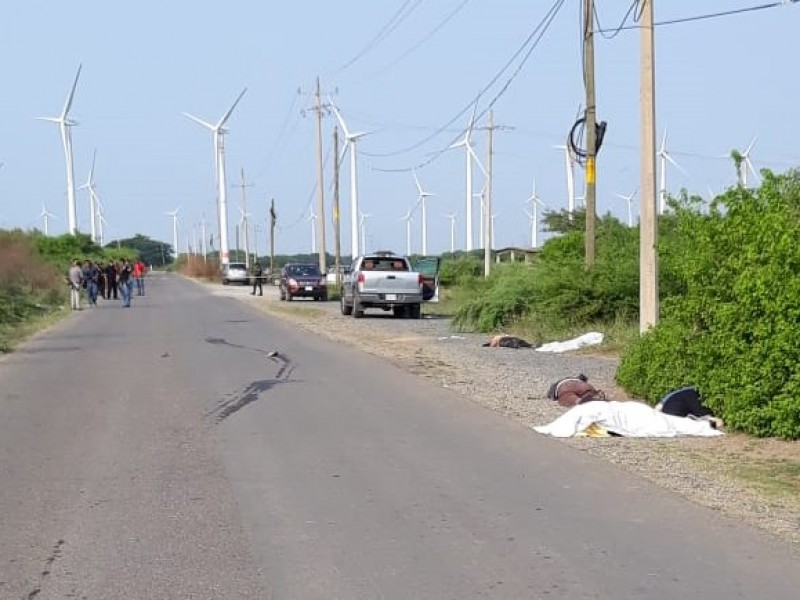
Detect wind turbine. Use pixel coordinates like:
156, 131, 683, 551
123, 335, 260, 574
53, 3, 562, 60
166, 207, 180, 258
307, 207, 317, 254
359, 211, 372, 254
657, 128, 686, 214
413, 170, 435, 256
553, 144, 576, 219
78, 150, 99, 242
449, 107, 484, 251
616, 190, 638, 227
331, 99, 369, 258
38, 64, 82, 235
525, 178, 546, 247
738, 137, 759, 188
399, 208, 414, 256
39, 203, 57, 236
183, 87, 247, 266
444, 213, 457, 253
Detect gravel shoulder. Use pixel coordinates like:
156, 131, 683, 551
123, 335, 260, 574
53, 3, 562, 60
209, 281, 800, 547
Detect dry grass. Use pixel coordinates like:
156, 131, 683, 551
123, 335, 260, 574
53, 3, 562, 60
179, 256, 220, 280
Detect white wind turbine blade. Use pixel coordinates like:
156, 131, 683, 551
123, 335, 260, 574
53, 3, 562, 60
329, 101, 351, 139
659, 126, 668, 156
217, 87, 248, 129
743, 136, 758, 157
664, 152, 688, 175
183, 112, 216, 130
62, 64, 82, 119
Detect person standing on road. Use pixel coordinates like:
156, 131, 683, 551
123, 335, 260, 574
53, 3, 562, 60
82, 260, 99, 307
118, 259, 133, 308
105, 261, 118, 300
250, 261, 263, 296
67, 259, 83, 310
133, 259, 147, 296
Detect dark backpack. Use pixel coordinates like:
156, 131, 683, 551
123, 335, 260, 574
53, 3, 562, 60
547, 374, 607, 408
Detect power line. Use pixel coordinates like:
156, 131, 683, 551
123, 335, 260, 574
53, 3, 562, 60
358, 0, 473, 81
334, 0, 425, 73
363, 0, 567, 163
596, 0, 797, 33
370, 0, 568, 173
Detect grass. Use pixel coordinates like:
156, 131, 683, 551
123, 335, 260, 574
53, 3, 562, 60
0, 304, 70, 353
734, 460, 800, 498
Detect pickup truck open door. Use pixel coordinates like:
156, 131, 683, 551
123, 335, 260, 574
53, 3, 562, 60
412, 257, 441, 303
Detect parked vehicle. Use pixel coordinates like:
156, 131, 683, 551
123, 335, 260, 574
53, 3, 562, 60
340, 252, 424, 318
221, 262, 249, 285
325, 264, 350, 285
280, 263, 328, 301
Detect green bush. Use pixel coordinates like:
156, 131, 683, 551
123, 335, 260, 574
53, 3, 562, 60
438, 256, 484, 287
617, 170, 800, 439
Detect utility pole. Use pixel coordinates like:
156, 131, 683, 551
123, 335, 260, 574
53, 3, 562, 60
201, 214, 207, 262
333, 126, 342, 285
583, 0, 597, 267
484, 110, 494, 278
313, 77, 328, 274
236, 168, 254, 269
269, 197, 277, 274
640, 0, 658, 332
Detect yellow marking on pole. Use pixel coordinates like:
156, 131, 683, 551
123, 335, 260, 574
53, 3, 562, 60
586, 158, 596, 184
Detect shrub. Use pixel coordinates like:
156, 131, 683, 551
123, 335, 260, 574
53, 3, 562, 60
617, 170, 800, 439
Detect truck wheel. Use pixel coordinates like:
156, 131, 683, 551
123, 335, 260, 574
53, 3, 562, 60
409, 304, 422, 319
353, 294, 365, 319
340, 295, 352, 315
279, 288, 286, 301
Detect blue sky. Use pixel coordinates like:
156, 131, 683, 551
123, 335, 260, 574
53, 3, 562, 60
1, 1, 798, 256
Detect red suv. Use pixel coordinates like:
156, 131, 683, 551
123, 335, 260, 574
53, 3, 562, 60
279, 263, 328, 301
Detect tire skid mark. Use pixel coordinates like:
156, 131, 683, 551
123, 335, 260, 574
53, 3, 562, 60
26, 539, 65, 599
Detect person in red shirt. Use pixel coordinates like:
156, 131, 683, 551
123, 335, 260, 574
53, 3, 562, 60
133, 259, 147, 296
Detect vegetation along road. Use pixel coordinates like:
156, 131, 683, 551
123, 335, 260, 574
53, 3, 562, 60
1, 272, 798, 599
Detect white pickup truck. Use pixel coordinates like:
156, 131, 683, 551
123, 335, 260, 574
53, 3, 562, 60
340, 253, 424, 319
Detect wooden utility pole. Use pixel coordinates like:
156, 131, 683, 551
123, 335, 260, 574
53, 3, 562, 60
583, 0, 597, 267
640, 0, 659, 332
333, 127, 342, 285
314, 77, 328, 274
236, 168, 254, 269
269, 198, 276, 274
484, 110, 494, 278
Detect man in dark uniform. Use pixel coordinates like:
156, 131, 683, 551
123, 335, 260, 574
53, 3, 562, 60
250, 261, 263, 296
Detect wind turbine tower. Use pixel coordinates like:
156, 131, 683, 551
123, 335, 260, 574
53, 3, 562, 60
444, 213, 457, 253
616, 190, 638, 227
525, 179, 545, 248
413, 170, 435, 256
554, 145, 576, 218
307, 208, 317, 254
657, 129, 685, 214
166, 207, 180, 259
331, 100, 368, 258
39, 204, 57, 236
359, 211, 372, 255
450, 109, 483, 250
38, 65, 82, 235
400, 209, 414, 256
183, 87, 247, 266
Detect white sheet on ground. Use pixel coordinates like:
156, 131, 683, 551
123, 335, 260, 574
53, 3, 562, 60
533, 401, 724, 438
535, 332, 604, 353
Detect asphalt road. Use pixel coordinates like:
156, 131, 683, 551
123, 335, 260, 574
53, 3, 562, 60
1, 274, 798, 599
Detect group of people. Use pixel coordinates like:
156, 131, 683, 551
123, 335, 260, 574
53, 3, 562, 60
67, 258, 147, 310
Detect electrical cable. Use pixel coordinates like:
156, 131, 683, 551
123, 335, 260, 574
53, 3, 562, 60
334, 0, 425, 73
281, 144, 333, 232
593, 0, 640, 39
358, 0, 473, 81
364, 0, 567, 163
596, 0, 796, 33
